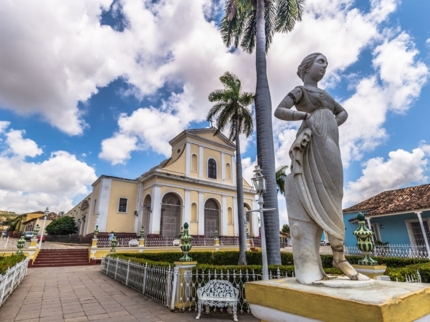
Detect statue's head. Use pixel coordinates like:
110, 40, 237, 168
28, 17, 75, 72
297, 52, 326, 81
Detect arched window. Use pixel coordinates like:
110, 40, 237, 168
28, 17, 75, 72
143, 195, 152, 237
191, 203, 197, 222
160, 193, 181, 237
226, 163, 231, 180
204, 199, 219, 237
228, 207, 233, 224
208, 158, 217, 179
191, 154, 198, 172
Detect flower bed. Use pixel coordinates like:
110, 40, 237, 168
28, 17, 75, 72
0, 255, 29, 307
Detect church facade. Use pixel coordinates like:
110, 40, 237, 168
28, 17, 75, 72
66, 128, 258, 238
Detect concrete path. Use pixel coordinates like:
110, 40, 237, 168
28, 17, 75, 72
0, 265, 259, 322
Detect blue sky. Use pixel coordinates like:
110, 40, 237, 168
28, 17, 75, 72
0, 0, 429, 228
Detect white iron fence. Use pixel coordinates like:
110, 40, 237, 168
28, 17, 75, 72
101, 257, 174, 307
345, 244, 429, 259
0, 258, 30, 307
101, 256, 291, 314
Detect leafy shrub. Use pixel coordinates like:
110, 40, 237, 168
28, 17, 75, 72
45, 216, 78, 235
385, 262, 430, 282
0, 254, 26, 275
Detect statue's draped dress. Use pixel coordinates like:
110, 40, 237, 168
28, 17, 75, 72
289, 86, 345, 240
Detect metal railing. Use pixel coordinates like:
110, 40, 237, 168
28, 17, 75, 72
0, 237, 10, 249
101, 257, 174, 307
345, 244, 429, 259
101, 256, 291, 314
175, 267, 290, 313
97, 237, 138, 248
0, 258, 30, 307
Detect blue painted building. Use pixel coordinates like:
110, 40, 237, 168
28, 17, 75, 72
343, 184, 430, 255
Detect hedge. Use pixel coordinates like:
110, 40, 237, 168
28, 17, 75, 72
108, 251, 430, 283
0, 254, 26, 275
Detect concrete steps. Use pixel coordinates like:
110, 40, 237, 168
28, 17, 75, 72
30, 249, 91, 268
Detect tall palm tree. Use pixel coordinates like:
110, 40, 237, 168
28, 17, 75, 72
276, 165, 288, 195
207, 71, 254, 265
220, 0, 303, 265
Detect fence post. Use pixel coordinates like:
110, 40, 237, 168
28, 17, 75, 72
115, 257, 119, 279
173, 261, 197, 310
106, 257, 110, 275
170, 266, 179, 311
166, 266, 172, 307
142, 262, 148, 294
125, 259, 130, 286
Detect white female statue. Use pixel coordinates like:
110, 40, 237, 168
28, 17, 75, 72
274, 53, 368, 284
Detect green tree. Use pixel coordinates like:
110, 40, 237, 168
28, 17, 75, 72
281, 223, 290, 234
276, 165, 288, 195
45, 216, 78, 235
7, 214, 25, 233
220, 0, 303, 264
207, 71, 254, 265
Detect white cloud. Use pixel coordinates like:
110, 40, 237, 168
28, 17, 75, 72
5, 130, 43, 158
0, 121, 10, 133
0, 127, 97, 213
344, 145, 430, 206
339, 32, 428, 165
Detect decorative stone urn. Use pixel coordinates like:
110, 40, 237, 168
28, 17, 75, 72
353, 213, 378, 266
33, 224, 40, 236
140, 226, 145, 239
179, 222, 193, 262
110, 234, 117, 253
16, 233, 25, 255
93, 225, 99, 239
214, 229, 219, 247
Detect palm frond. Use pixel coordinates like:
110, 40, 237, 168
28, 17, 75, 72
275, 0, 304, 33
275, 165, 289, 195
264, 0, 276, 52
240, 8, 257, 53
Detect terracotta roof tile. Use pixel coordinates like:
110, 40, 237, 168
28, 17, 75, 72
343, 184, 430, 217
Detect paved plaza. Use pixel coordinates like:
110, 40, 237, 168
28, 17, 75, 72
0, 265, 258, 322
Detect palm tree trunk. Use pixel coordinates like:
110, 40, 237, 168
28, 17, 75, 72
236, 123, 247, 265
255, 0, 281, 265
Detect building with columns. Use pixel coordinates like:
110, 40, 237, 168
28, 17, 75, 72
343, 183, 430, 256
66, 127, 258, 238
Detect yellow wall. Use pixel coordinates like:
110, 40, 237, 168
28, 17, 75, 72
106, 180, 138, 233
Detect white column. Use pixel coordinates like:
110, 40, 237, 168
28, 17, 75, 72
252, 199, 259, 237
94, 178, 111, 233
134, 182, 144, 234
416, 211, 430, 258
233, 197, 239, 236
150, 185, 162, 235
199, 146, 204, 179
221, 195, 228, 236
232, 157, 236, 186
221, 153, 226, 182
183, 189, 191, 225
198, 192, 205, 235
185, 143, 191, 177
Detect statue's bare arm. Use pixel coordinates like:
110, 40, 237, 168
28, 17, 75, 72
274, 87, 309, 121
333, 101, 348, 126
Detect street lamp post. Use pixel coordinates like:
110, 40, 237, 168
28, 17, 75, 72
247, 165, 276, 281
38, 207, 49, 249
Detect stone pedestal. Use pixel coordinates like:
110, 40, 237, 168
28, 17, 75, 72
246, 278, 430, 322
139, 238, 145, 247
173, 261, 197, 310
91, 238, 98, 248
352, 264, 387, 279
29, 238, 38, 249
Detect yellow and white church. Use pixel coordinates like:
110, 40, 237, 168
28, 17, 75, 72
66, 127, 258, 239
